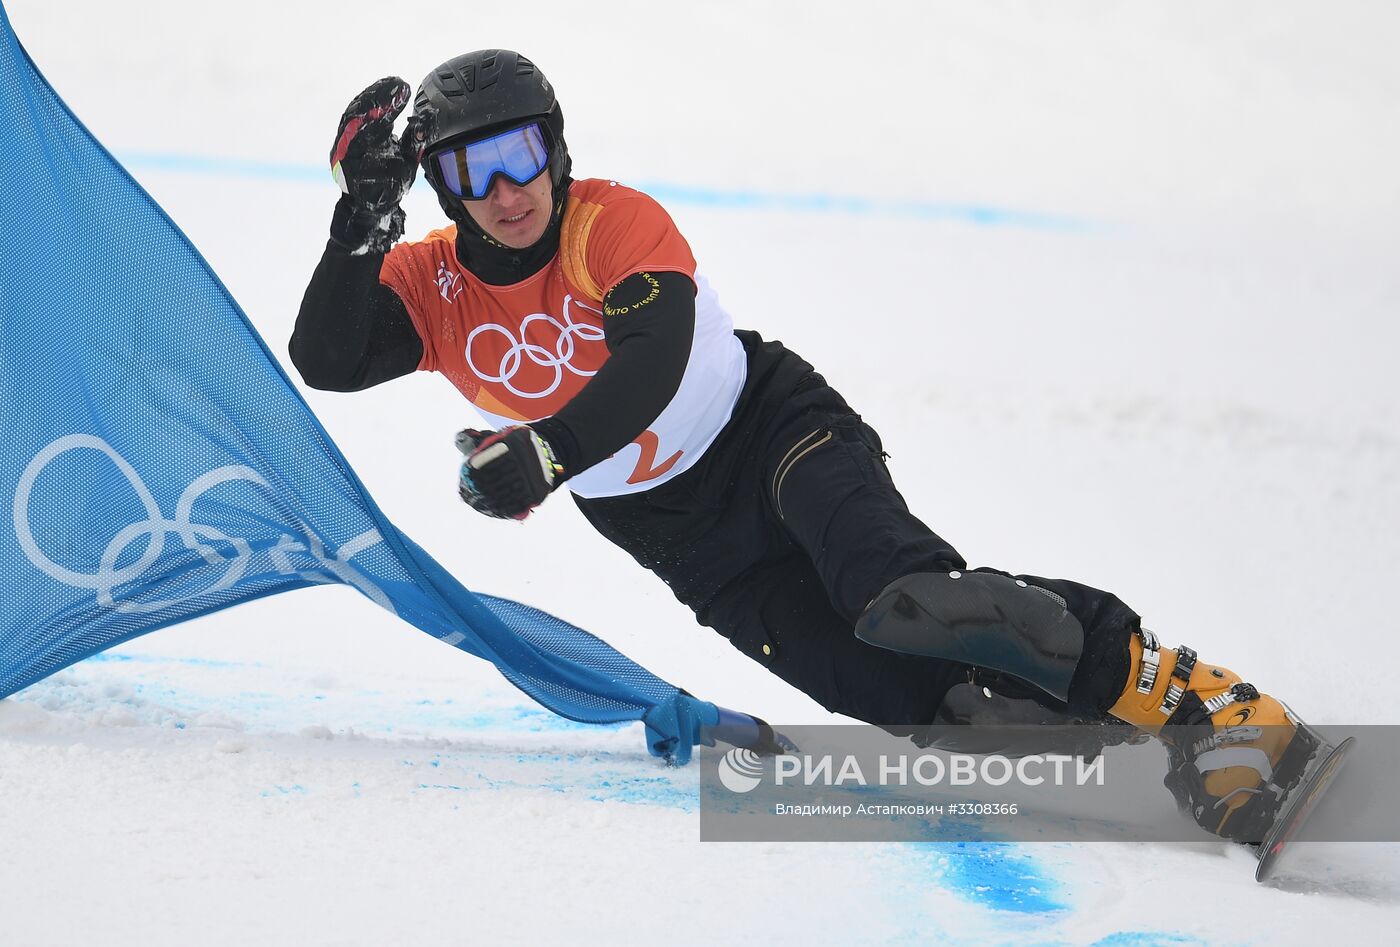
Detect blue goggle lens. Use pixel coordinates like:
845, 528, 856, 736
434, 123, 550, 200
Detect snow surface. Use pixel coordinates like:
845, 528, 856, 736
3, 1, 1399, 943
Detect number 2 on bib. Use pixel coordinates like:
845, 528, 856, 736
626, 430, 683, 485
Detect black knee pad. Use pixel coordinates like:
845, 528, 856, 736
856, 571, 1085, 703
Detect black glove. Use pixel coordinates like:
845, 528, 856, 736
328, 76, 435, 253
456, 427, 564, 520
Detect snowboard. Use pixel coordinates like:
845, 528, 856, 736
1254, 735, 1355, 882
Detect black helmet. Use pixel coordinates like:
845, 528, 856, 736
414, 49, 572, 226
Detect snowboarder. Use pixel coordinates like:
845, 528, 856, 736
290, 50, 1320, 846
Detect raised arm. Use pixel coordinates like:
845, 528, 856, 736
288, 76, 432, 392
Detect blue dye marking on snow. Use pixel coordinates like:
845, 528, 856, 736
116, 150, 1092, 231
439, 706, 625, 733
411, 750, 699, 811
119, 152, 324, 183
261, 784, 308, 798
61, 660, 615, 736
905, 844, 1194, 944
635, 180, 1092, 231
85, 652, 259, 670
584, 774, 695, 810
912, 842, 1065, 914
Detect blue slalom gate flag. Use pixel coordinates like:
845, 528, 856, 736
0, 2, 718, 763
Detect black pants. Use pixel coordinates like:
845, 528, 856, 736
576, 332, 1137, 730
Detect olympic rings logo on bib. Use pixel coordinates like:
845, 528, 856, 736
464, 294, 604, 400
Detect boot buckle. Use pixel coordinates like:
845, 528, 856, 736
1136, 629, 1161, 694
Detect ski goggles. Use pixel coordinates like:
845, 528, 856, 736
431, 122, 550, 200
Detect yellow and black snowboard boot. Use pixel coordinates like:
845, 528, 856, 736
1108, 629, 1323, 843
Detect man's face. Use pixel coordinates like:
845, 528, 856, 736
461, 173, 554, 249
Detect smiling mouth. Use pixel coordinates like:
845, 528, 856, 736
500, 210, 531, 224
